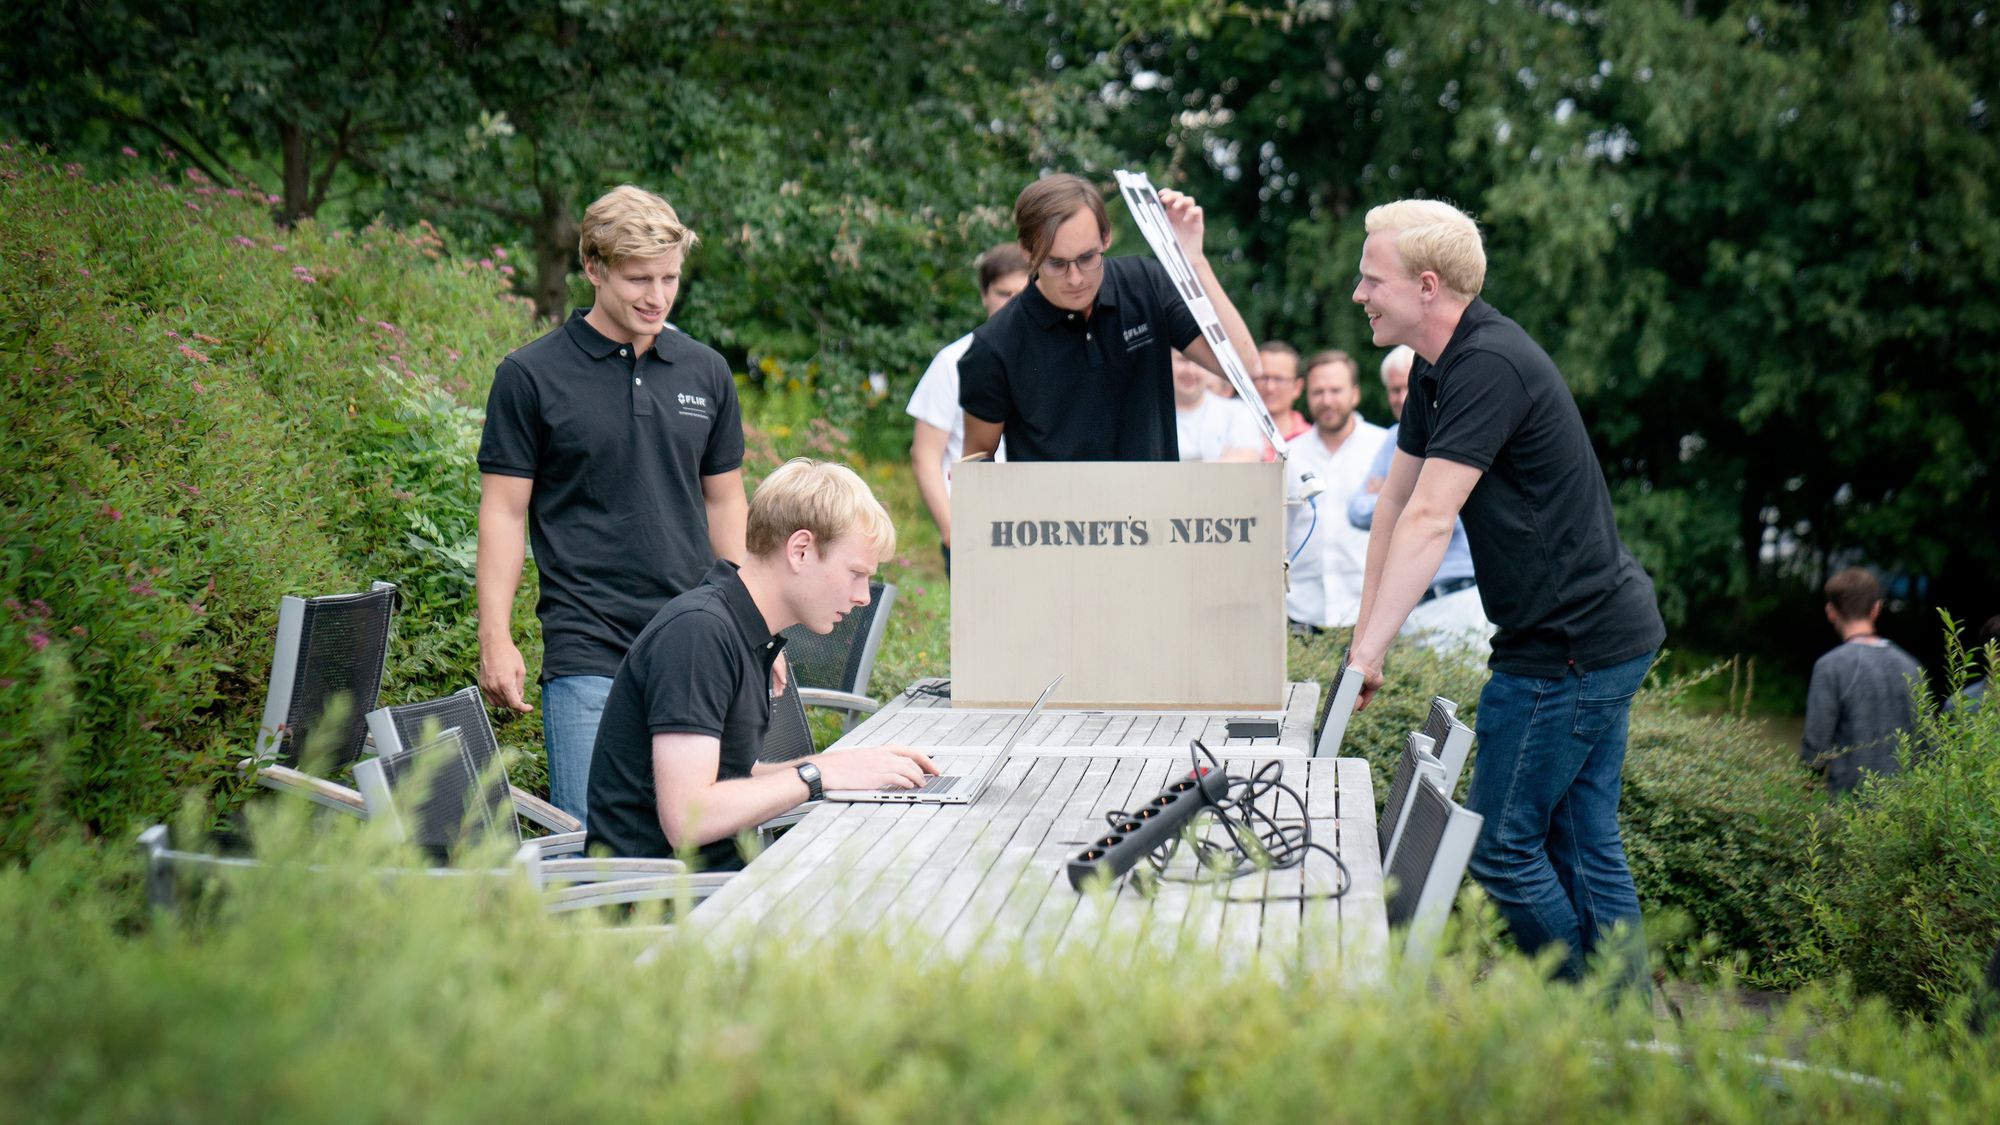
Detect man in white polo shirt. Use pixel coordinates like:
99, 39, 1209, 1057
906, 243, 1027, 573
1172, 348, 1263, 462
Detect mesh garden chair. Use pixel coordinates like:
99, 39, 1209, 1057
136, 825, 697, 916
360, 684, 736, 892
1312, 649, 1363, 758
1379, 731, 1445, 870
779, 579, 897, 728
1383, 774, 1485, 966
353, 705, 731, 899
242, 582, 400, 815
1419, 695, 1476, 795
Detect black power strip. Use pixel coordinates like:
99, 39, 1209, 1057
1066, 764, 1232, 890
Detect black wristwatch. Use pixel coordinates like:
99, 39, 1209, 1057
794, 761, 824, 802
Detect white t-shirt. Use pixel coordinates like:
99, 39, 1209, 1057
1283, 418, 1390, 628
1175, 392, 1265, 461
906, 332, 1002, 492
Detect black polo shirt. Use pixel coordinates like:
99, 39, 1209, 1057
1399, 298, 1665, 677
477, 311, 744, 680
958, 255, 1203, 461
584, 561, 785, 871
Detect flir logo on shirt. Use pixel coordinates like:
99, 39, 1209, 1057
676, 392, 710, 420
1122, 322, 1153, 351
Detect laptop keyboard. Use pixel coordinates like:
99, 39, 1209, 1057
884, 773, 965, 794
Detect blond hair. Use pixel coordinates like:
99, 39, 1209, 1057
578, 185, 700, 268
1363, 199, 1486, 297
747, 458, 897, 562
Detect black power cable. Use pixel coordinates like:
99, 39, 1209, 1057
1100, 739, 1351, 903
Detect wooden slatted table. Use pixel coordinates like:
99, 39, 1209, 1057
826, 678, 1325, 757
684, 751, 1387, 978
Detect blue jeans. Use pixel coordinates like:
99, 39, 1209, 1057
1464, 650, 1655, 981
542, 675, 614, 827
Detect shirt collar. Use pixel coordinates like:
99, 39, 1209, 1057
1019, 264, 1121, 329
707, 559, 786, 658
563, 309, 680, 362
1417, 297, 1495, 392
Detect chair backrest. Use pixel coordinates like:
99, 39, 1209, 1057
779, 580, 897, 698
357, 689, 519, 857
1418, 695, 1475, 795
255, 582, 399, 771
1379, 731, 1443, 867
1384, 774, 1485, 965
759, 684, 818, 764
1313, 648, 1362, 757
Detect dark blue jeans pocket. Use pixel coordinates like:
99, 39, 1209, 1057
1569, 653, 1653, 738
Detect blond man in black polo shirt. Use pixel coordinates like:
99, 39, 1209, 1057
585, 459, 938, 870
476, 185, 755, 825
1348, 199, 1665, 982
959, 173, 1262, 462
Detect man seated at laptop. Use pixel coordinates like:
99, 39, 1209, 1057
585, 458, 939, 870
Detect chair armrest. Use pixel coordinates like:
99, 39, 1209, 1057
245, 761, 367, 817
757, 802, 820, 839
799, 688, 880, 716
511, 786, 583, 834
532, 831, 588, 857
540, 856, 702, 882
541, 872, 732, 912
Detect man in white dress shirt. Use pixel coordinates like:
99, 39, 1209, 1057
1283, 350, 1389, 632
1171, 349, 1264, 462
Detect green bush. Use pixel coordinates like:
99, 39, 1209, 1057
1288, 636, 1817, 972
5, 807, 1998, 1119
0, 145, 534, 856
1777, 632, 2000, 1017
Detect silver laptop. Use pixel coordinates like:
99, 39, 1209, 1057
1314, 652, 1364, 758
825, 674, 1063, 804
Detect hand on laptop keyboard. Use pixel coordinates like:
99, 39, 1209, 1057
817, 744, 941, 791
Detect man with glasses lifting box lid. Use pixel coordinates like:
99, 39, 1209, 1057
958, 174, 1262, 462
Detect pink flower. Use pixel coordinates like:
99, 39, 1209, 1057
266, 193, 281, 204
177, 345, 211, 364
191, 381, 206, 393
121, 146, 138, 158
291, 265, 317, 283
499, 265, 515, 276
167, 330, 181, 339
99, 504, 123, 521
480, 257, 495, 269
29, 633, 49, 651
270, 243, 286, 253
494, 247, 508, 260
129, 580, 157, 597
224, 188, 242, 197
233, 236, 256, 248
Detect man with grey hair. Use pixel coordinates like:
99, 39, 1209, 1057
1348, 345, 1492, 655
1347, 198, 1665, 982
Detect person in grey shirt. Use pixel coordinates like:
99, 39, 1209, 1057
1801, 567, 1924, 797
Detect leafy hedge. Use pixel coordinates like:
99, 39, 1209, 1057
1289, 636, 1818, 973
1774, 633, 2000, 1016
0, 145, 534, 856
5, 810, 1999, 1119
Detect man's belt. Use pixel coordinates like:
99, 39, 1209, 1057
1418, 576, 1477, 605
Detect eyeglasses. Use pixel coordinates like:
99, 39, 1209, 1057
1252, 374, 1299, 386
1042, 249, 1105, 277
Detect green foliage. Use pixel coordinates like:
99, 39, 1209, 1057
7, 807, 2000, 1119
1290, 636, 1817, 970
0, 146, 533, 856
1775, 627, 2000, 1018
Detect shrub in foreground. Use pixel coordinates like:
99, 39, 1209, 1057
2, 809, 1996, 1120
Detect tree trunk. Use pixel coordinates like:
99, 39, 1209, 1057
276, 121, 314, 227
532, 184, 577, 322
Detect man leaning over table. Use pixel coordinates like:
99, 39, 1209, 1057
1346, 199, 1665, 983
585, 458, 938, 872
